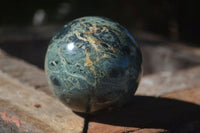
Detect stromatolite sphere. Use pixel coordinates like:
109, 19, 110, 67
45, 16, 142, 113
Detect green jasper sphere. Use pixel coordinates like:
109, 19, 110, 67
45, 16, 142, 113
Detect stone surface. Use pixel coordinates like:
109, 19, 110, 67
45, 16, 142, 113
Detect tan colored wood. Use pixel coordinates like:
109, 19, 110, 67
0, 71, 84, 133
136, 66, 200, 96
88, 123, 139, 133
0, 49, 52, 96
162, 87, 200, 105
1, 47, 200, 132
88, 66, 200, 133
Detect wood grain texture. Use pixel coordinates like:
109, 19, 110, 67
162, 87, 200, 105
0, 49, 52, 96
1, 47, 200, 133
88, 66, 200, 133
136, 66, 200, 96
0, 71, 84, 133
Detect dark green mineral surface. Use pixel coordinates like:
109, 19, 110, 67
45, 16, 142, 113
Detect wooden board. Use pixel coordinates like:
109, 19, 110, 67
0, 71, 84, 133
0, 49, 52, 96
137, 66, 200, 96
88, 66, 200, 133
1, 48, 200, 133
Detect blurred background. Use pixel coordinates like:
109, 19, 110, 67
0, 0, 199, 75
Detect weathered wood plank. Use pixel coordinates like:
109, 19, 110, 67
0, 49, 52, 96
136, 66, 200, 96
0, 71, 84, 133
1, 47, 200, 133
88, 123, 139, 133
88, 93, 200, 133
88, 66, 200, 133
88, 122, 166, 133
141, 44, 200, 75
162, 87, 200, 105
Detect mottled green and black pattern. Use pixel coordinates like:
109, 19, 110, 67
45, 16, 142, 113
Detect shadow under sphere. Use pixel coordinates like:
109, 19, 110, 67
76, 96, 200, 131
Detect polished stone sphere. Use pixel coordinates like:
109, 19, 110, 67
45, 16, 142, 113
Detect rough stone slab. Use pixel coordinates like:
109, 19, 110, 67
0, 71, 84, 133
136, 66, 200, 96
